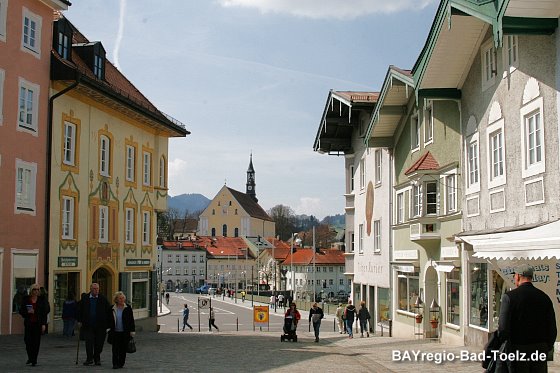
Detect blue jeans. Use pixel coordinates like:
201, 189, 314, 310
312, 320, 321, 339
346, 319, 354, 336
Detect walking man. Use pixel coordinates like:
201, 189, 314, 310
498, 264, 556, 372
182, 304, 193, 331
308, 303, 324, 342
335, 303, 345, 334
344, 300, 356, 338
357, 301, 371, 338
165, 292, 170, 305
277, 294, 284, 308
209, 307, 219, 332
77, 283, 111, 366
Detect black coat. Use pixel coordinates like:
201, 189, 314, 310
109, 304, 135, 334
19, 295, 49, 326
308, 307, 324, 323
77, 292, 112, 329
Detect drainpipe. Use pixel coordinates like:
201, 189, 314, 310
44, 75, 80, 289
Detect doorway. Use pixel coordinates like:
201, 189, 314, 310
92, 267, 112, 300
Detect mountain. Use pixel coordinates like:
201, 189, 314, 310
321, 214, 345, 229
167, 194, 210, 216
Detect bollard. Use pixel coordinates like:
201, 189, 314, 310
177, 318, 180, 333
389, 319, 393, 337
237, 317, 238, 332
333, 318, 336, 332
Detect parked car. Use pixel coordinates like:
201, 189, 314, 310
196, 284, 211, 294
208, 287, 217, 295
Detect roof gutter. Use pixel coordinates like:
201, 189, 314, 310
44, 73, 80, 289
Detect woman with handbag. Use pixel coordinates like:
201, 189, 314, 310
109, 291, 135, 369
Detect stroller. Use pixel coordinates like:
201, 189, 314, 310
281, 315, 298, 342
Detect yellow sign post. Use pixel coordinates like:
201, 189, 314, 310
253, 306, 269, 330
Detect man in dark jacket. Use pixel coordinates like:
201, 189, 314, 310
498, 264, 557, 373
77, 283, 112, 366
308, 303, 324, 342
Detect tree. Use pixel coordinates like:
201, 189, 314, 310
301, 223, 338, 248
267, 204, 297, 241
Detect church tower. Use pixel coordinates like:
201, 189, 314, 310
246, 153, 257, 202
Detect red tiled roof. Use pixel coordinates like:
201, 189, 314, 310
405, 151, 440, 175
281, 248, 345, 266
197, 236, 252, 258
263, 247, 291, 260
162, 240, 204, 251
265, 237, 290, 250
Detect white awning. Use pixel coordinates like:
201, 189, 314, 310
461, 220, 560, 259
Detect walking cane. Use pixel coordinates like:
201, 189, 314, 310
75, 327, 80, 365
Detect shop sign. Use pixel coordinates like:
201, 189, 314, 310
126, 259, 150, 266
394, 250, 418, 260
441, 246, 459, 258
58, 257, 78, 267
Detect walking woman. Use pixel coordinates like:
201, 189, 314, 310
109, 291, 135, 369
357, 301, 371, 338
209, 307, 219, 331
19, 284, 50, 366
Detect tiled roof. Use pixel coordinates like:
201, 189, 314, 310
197, 236, 253, 259
227, 187, 273, 221
405, 151, 440, 175
281, 248, 345, 266
262, 247, 291, 261
265, 237, 291, 250
162, 240, 204, 251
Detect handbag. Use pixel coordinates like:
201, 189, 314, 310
127, 337, 136, 354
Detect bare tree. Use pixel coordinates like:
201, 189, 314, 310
267, 204, 297, 241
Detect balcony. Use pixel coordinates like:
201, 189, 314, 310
344, 193, 355, 212
409, 220, 440, 241
343, 252, 354, 276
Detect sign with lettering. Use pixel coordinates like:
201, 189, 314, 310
441, 246, 459, 258
58, 257, 78, 267
253, 306, 269, 325
126, 259, 150, 266
393, 250, 418, 260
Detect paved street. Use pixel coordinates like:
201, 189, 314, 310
1, 293, 558, 373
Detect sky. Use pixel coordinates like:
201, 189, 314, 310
65, 0, 438, 220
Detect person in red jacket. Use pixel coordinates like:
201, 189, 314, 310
284, 302, 301, 336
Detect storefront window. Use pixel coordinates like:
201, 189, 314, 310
12, 254, 37, 313
491, 270, 507, 330
377, 287, 390, 321
397, 271, 419, 312
53, 272, 79, 319
470, 262, 488, 328
132, 272, 148, 310
446, 269, 460, 326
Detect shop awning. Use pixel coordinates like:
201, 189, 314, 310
460, 220, 560, 259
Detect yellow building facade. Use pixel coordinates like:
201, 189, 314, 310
48, 17, 188, 331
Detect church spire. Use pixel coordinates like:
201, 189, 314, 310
246, 153, 257, 202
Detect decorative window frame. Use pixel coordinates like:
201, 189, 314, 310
489, 188, 506, 213
465, 132, 480, 195
359, 157, 366, 191
61, 114, 80, 172
503, 35, 518, 75
373, 219, 381, 253
374, 149, 382, 186
17, 78, 40, 135
410, 113, 420, 152
98, 128, 114, 179
395, 190, 406, 224
61, 195, 76, 240
124, 138, 138, 187
358, 224, 364, 254
524, 176, 545, 207
520, 96, 545, 179
481, 38, 497, 91
21, 7, 42, 58
159, 155, 166, 188
98, 205, 109, 243
142, 145, 154, 189
424, 101, 433, 146
124, 207, 135, 244
487, 118, 506, 189
15, 158, 37, 215
442, 171, 457, 214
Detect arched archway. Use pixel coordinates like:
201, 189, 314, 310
92, 267, 113, 300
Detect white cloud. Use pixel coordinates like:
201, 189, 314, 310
218, 0, 435, 19
295, 197, 322, 216
168, 158, 188, 178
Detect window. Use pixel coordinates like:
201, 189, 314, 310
521, 96, 545, 178
234, 227, 239, 237
99, 135, 110, 177
350, 232, 355, 253
12, 253, 38, 313
18, 78, 40, 133
22, 8, 42, 56
126, 145, 135, 182
0, 0, 7, 42
211, 228, 216, 237
412, 183, 422, 218
359, 158, 365, 190
504, 35, 518, 72
424, 103, 433, 144
397, 271, 419, 313
396, 192, 404, 223
63, 122, 76, 166
192, 269, 196, 275
142, 211, 150, 245
466, 134, 480, 193
411, 114, 419, 150
349, 165, 355, 192
373, 220, 381, 253
15, 159, 37, 213
358, 224, 364, 254
200, 256, 204, 263
446, 174, 457, 213
200, 268, 204, 275
131, 272, 148, 310
175, 255, 180, 263
184, 255, 188, 263
125, 208, 134, 244
488, 122, 505, 187
470, 262, 488, 328
222, 224, 227, 237
425, 181, 437, 215
374, 149, 382, 185
329, 279, 334, 285
446, 269, 460, 326
481, 39, 497, 90
167, 254, 172, 263
329, 266, 333, 272
55, 19, 72, 60
143, 151, 151, 186
61, 197, 75, 239
93, 54, 104, 79
339, 279, 344, 285
99, 205, 109, 243
159, 156, 166, 188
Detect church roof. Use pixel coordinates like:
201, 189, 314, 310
227, 187, 273, 221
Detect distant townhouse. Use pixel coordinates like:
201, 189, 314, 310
314, 91, 392, 329
0, 0, 70, 335
201, 236, 254, 290
158, 240, 206, 292
48, 16, 189, 332
198, 155, 275, 238
256, 237, 291, 292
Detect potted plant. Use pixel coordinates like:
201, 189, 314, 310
430, 317, 439, 328
415, 314, 423, 323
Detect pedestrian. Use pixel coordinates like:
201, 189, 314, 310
165, 292, 170, 305
335, 303, 345, 334
62, 291, 78, 337
270, 294, 275, 307
308, 302, 324, 342
357, 301, 371, 338
108, 291, 135, 369
497, 264, 557, 372
209, 307, 219, 331
241, 290, 246, 302
19, 283, 50, 366
182, 304, 193, 331
344, 300, 356, 338
277, 293, 284, 308
77, 282, 112, 366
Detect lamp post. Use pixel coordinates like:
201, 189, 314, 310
290, 233, 298, 302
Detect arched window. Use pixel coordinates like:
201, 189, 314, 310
222, 224, 227, 237
234, 228, 239, 237
211, 228, 216, 237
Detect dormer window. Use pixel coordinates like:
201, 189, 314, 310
73, 41, 106, 80
54, 18, 72, 60
94, 53, 103, 79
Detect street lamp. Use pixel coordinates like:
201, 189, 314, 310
290, 233, 298, 302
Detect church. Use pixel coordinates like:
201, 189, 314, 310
198, 155, 275, 238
